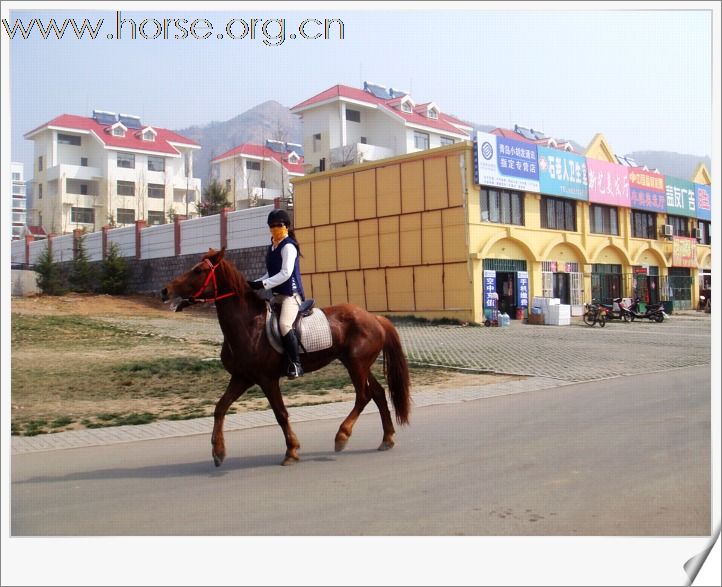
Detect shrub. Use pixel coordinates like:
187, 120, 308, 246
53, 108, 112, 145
68, 234, 97, 293
35, 245, 67, 295
100, 242, 129, 294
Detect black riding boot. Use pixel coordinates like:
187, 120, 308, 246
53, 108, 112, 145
281, 331, 304, 379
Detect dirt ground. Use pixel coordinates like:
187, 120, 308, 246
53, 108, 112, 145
10, 293, 521, 434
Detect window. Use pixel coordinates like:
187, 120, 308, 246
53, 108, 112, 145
38, 184, 43, 199
58, 133, 81, 146
12, 198, 26, 209
414, 131, 430, 150
345, 108, 361, 123
116, 208, 135, 224
631, 210, 657, 239
117, 152, 135, 169
80, 184, 88, 196
148, 183, 165, 198
112, 126, 125, 137
71, 207, 95, 224
667, 215, 689, 237
142, 130, 155, 141
246, 161, 261, 171
401, 102, 412, 113
541, 196, 576, 231
427, 108, 438, 119
148, 211, 165, 225
360, 137, 367, 144
440, 136, 454, 146
12, 172, 21, 181
13, 184, 24, 195
147, 156, 165, 172
698, 220, 711, 245
80, 157, 88, 167
38, 156, 43, 172
117, 180, 135, 196
480, 188, 525, 226
313, 133, 321, 152
589, 204, 619, 235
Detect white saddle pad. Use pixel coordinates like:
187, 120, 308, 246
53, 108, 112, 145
265, 306, 333, 354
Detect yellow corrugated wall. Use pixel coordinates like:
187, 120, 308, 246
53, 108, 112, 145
292, 144, 473, 319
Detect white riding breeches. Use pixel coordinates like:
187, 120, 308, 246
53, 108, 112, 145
274, 293, 302, 336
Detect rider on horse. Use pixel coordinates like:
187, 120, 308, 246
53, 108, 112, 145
249, 209, 305, 379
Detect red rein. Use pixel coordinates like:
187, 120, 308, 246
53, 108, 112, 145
189, 259, 237, 305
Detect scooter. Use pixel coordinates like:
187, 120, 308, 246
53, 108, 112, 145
600, 298, 635, 322
629, 298, 667, 322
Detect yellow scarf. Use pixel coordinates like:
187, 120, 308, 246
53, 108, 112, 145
271, 226, 289, 247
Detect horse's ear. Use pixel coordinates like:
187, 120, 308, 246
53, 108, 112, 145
206, 247, 225, 263
218, 247, 226, 261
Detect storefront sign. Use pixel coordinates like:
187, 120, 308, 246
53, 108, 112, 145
586, 158, 630, 207
483, 269, 497, 309
517, 271, 529, 308
672, 237, 697, 267
537, 147, 588, 200
695, 183, 712, 221
474, 131, 540, 193
665, 176, 696, 217
628, 169, 666, 212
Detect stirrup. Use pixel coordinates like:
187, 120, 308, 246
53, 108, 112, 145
287, 362, 304, 379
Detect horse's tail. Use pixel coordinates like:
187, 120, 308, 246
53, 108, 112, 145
376, 316, 411, 425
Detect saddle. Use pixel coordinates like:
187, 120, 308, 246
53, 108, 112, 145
265, 299, 333, 354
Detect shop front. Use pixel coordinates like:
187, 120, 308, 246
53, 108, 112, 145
631, 265, 661, 304
482, 258, 529, 320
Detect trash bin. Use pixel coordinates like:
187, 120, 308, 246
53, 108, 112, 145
662, 301, 674, 315
515, 307, 525, 321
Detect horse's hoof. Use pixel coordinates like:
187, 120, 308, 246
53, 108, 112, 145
378, 440, 395, 451
335, 438, 348, 452
281, 455, 299, 466
213, 452, 225, 467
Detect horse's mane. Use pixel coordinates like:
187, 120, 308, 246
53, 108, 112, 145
215, 257, 248, 297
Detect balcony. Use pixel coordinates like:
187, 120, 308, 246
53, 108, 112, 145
330, 143, 395, 168
45, 164, 102, 182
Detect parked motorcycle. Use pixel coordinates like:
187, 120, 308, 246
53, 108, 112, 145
628, 298, 667, 322
600, 298, 635, 322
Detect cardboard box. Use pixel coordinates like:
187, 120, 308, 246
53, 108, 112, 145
527, 313, 545, 325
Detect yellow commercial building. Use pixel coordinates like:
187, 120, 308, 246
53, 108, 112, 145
292, 139, 711, 324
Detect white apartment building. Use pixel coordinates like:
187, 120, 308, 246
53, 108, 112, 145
290, 82, 473, 174
24, 110, 202, 234
11, 162, 27, 240
210, 140, 304, 209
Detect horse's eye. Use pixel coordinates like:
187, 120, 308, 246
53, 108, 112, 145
193, 267, 202, 274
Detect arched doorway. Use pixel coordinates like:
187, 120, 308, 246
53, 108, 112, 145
482, 238, 533, 319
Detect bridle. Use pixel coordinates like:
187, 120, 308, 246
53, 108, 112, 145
185, 258, 237, 305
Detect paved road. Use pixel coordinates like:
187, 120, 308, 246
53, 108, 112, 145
12, 367, 710, 536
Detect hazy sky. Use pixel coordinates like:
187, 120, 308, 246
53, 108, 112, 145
3, 4, 715, 177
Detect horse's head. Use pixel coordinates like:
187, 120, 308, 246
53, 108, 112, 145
161, 248, 229, 311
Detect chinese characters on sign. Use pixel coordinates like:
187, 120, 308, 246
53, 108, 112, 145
586, 158, 630, 207
474, 131, 540, 192
517, 271, 529, 308
628, 169, 666, 212
695, 183, 712, 221
483, 269, 497, 309
672, 237, 697, 267
665, 177, 696, 217
537, 147, 588, 200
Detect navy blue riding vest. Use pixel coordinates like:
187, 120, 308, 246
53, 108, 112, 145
266, 237, 305, 300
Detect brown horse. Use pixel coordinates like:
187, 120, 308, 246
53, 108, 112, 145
161, 248, 411, 467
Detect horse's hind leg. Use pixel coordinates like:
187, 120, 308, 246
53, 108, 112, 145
335, 362, 372, 452
212, 376, 251, 467
368, 373, 396, 451
261, 378, 301, 466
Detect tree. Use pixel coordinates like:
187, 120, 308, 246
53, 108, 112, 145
100, 242, 129, 294
35, 244, 67, 296
68, 234, 97, 293
195, 180, 231, 217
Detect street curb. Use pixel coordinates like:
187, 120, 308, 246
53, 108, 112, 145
11, 376, 567, 455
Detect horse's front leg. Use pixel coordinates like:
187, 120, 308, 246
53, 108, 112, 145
261, 378, 301, 465
212, 375, 251, 467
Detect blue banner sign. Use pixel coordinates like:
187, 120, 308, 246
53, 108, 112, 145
474, 131, 540, 193
537, 147, 588, 200
483, 269, 497, 309
695, 183, 711, 221
517, 271, 529, 308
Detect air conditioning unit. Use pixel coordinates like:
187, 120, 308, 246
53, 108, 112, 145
662, 224, 674, 237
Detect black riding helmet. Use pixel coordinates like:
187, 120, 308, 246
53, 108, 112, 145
267, 209, 291, 227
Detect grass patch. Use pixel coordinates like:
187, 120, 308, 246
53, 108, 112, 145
385, 314, 481, 327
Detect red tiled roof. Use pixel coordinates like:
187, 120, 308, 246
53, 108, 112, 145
25, 114, 199, 155
211, 143, 305, 175
27, 225, 47, 236
490, 128, 535, 143
291, 84, 470, 137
